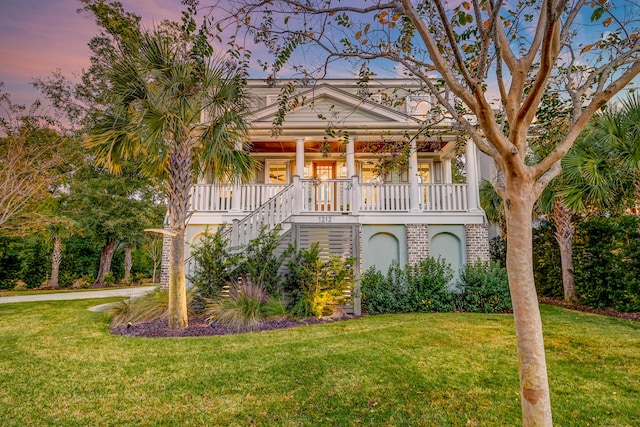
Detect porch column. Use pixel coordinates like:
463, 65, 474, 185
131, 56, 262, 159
346, 136, 355, 178
465, 139, 482, 212
442, 158, 453, 184
230, 141, 243, 212
296, 137, 305, 177
409, 139, 421, 212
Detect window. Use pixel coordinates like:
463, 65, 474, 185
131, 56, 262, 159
265, 161, 288, 184
360, 162, 383, 183
417, 162, 431, 183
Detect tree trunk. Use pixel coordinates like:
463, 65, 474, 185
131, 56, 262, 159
152, 262, 158, 283
165, 141, 193, 329
93, 238, 116, 287
168, 229, 188, 328
49, 236, 62, 288
123, 246, 133, 284
504, 180, 553, 426
553, 199, 578, 303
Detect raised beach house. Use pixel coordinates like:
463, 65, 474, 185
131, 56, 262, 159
161, 79, 491, 314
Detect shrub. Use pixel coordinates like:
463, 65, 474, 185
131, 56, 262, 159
103, 272, 116, 287
455, 261, 511, 313
532, 222, 563, 297
189, 227, 238, 299
573, 215, 640, 313
12, 281, 27, 291
360, 264, 404, 314
204, 283, 287, 332
72, 275, 93, 289
285, 243, 354, 318
404, 257, 455, 312
361, 257, 455, 314
236, 225, 293, 296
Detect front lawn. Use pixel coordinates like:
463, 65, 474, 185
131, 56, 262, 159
0, 300, 638, 426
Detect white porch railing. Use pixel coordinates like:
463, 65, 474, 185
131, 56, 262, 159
301, 179, 354, 213
419, 183, 467, 212
360, 183, 411, 211
190, 180, 469, 214
191, 184, 286, 212
191, 184, 234, 211
240, 184, 287, 211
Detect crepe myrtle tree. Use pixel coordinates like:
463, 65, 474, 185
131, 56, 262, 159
213, 0, 640, 424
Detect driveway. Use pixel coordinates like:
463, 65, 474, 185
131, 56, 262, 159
0, 286, 157, 304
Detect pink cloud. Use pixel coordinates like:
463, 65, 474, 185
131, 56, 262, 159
0, 0, 184, 107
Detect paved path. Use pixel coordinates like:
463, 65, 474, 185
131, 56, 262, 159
0, 286, 157, 304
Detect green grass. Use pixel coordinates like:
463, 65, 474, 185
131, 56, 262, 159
0, 300, 638, 426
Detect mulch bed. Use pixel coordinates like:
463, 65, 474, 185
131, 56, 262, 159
110, 315, 339, 338
109, 299, 639, 338
538, 296, 640, 322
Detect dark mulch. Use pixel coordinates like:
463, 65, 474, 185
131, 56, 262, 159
110, 300, 639, 338
539, 296, 640, 322
110, 315, 340, 338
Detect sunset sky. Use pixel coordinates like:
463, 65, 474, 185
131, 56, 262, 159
0, 0, 183, 107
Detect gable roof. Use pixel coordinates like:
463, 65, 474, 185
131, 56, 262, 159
249, 83, 425, 139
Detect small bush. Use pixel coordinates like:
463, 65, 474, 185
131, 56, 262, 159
72, 275, 93, 289
12, 281, 27, 291
189, 227, 238, 300
361, 257, 455, 314
360, 265, 404, 314
236, 225, 293, 296
285, 243, 354, 318
404, 257, 455, 312
103, 272, 116, 287
455, 261, 511, 313
204, 284, 287, 332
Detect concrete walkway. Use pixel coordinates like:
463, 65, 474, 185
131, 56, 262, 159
0, 286, 157, 304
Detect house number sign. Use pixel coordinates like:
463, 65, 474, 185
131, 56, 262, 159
318, 216, 333, 223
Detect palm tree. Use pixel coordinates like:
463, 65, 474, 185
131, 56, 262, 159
537, 98, 640, 303
85, 30, 256, 328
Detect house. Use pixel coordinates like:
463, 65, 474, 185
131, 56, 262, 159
160, 79, 491, 315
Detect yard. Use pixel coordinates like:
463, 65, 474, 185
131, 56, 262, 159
0, 299, 638, 426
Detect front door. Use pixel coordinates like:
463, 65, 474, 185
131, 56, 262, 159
313, 162, 336, 211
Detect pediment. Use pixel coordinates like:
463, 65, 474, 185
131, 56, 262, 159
250, 84, 421, 128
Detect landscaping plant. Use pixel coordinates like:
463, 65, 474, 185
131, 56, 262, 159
204, 283, 287, 332
109, 288, 198, 326
189, 227, 239, 300
455, 260, 511, 313
235, 225, 293, 296
285, 243, 354, 318
361, 257, 455, 314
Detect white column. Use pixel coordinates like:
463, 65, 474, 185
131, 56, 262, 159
296, 137, 305, 177
409, 139, 421, 212
230, 141, 243, 212
346, 136, 355, 178
442, 158, 453, 184
465, 139, 482, 212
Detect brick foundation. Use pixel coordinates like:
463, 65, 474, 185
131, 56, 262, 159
465, 223, 490, 262
406, 224, 429, 265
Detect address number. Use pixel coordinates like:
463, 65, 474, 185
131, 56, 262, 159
319, 216, 333, 223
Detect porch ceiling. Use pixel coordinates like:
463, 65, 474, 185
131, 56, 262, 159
248, 140, 452, 153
